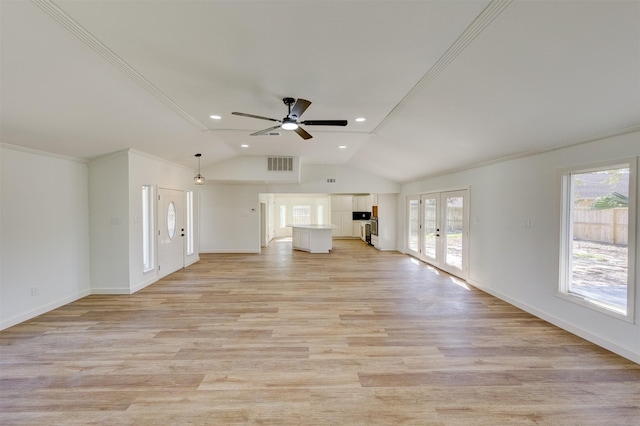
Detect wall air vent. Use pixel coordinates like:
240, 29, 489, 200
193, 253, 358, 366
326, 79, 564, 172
267, 156, 294, 172
327, 178, 336, 183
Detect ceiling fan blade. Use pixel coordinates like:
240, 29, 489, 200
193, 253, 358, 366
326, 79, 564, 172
289, 98, 311, 119
250, 125, 282, 136
300, 120, 348, 126
232, 112, 280, 123
294, 126, 313, 140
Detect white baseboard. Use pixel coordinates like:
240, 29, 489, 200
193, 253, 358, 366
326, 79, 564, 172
90, 287, 132, 295
130, 276, 158, 294
2, 257, 205, 330
0, 289, 91, 331
466, 279, 639, 364
200, 249, 260, 254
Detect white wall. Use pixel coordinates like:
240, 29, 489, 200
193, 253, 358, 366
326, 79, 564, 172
199, 163, 400, 253
398, 130, 640, 362
273, 194, 331, 238
203, 155, 301, 184
128, 150, 200, 292
200, 183, 262, 253
89, 149, 200, 294
268, 164, 400, 194
89, 151, 130, 293
258, 193, 276, 246
1, 145, 90, 329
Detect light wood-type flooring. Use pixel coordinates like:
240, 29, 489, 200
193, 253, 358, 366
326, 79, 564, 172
1, 239, 639, 425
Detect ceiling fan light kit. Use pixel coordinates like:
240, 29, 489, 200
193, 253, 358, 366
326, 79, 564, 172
281, 119, 299, 131
232, 97, 347, 140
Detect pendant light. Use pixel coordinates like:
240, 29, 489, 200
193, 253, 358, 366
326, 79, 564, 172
194, 153, 205, 185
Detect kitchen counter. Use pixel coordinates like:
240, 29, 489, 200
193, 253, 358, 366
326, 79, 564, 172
288, 224, 336, 253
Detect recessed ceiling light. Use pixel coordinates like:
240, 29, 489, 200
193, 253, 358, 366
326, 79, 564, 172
210, 115, 222, 120
241, 144, 249, 148
339, 145, 347, 149
355, 117, 366, 122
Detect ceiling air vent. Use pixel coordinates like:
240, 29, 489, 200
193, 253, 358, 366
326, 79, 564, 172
267, 156, 294, 172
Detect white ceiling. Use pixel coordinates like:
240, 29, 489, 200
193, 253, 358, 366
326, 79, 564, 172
2, 0, 639, 183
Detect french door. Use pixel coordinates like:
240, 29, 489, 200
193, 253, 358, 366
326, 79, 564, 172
406, 190, 469, 279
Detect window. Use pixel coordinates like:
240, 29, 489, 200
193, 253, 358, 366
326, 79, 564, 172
559, 159, 636, 321
186, 191, 194, 255
292, 205, 311, 225
142, 185, 154, 272
279, 205, 286, 228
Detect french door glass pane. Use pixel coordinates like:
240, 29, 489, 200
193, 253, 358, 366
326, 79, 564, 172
408, 199, 420, 253
445, 196, 463, 269
423, 198, 437, 259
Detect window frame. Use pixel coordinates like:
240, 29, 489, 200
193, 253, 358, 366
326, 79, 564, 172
186, 191, 194, 256
292, 205, 311, 225
557, 157, 637, 323
142, 184, 155, 273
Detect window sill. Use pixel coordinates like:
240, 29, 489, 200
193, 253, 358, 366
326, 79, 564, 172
556, 291, 634, 324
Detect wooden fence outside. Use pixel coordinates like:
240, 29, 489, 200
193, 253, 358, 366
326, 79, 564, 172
573, 207, 628, 245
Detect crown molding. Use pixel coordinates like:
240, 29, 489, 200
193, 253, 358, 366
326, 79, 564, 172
31, 0, 208, 132
1, 143, 89, 164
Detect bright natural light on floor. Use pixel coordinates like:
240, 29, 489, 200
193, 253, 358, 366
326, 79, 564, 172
449, 276, 470, 291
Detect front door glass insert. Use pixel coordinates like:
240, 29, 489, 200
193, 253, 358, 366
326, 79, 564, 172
167, 201, 177, 240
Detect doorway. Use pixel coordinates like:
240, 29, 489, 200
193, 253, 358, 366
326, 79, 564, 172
406, 190, 469, 279
157, 188, 185, 278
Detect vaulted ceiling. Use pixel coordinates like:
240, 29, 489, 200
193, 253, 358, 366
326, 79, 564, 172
2, 0, 638, 183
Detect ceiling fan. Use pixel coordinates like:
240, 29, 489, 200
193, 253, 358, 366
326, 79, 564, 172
232, 97, 347, 140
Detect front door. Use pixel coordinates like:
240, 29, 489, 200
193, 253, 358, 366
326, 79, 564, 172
157, 188, 185, 278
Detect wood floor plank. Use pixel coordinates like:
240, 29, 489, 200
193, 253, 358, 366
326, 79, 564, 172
1, 239, 638, 425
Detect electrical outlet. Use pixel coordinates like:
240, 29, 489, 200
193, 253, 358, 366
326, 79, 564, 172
31, 287, 39, 296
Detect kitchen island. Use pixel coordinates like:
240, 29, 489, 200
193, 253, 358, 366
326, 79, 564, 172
289, 224, 336, 253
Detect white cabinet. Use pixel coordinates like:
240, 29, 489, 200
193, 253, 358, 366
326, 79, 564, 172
331, 195, 341, 212
353, 221, 362, 238
373, 193, 397, 251
330, 195, 353, 237
291, 225, 334, 253
352, 195, 372, 212
331, 195, 353, 212
341, 211, 353, 236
